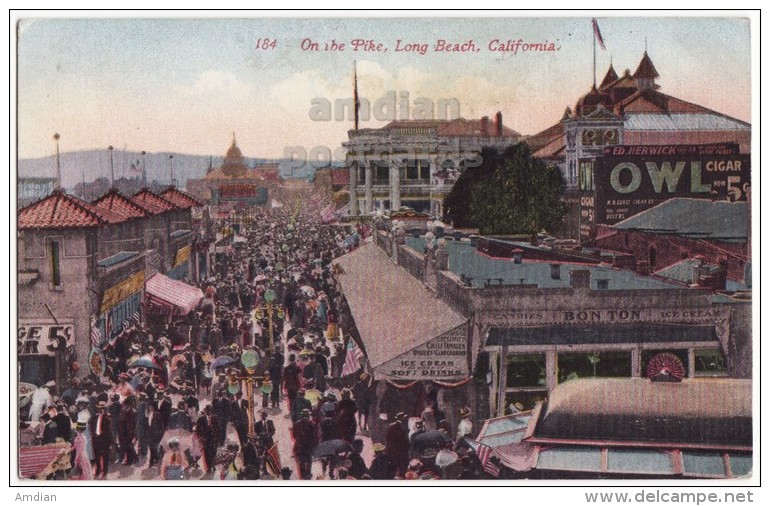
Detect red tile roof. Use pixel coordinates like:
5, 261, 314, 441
18, 190, 126, 229
131, 188, 177, 215
160, 187, 203, 209
92, 189, 149, 220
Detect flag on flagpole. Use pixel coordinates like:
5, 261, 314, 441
90, 316, 103, 347
592, 18, 606, 50
105, 312, 113, 342
465, 438, 501, 477
342, 337, 365, 376
264, 443, 282, 478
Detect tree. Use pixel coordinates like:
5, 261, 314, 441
471, 143, 565, 235
442, 147, 501, 228
443, 143, 565, 235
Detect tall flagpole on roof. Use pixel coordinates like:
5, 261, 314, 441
353, 60, 360, 132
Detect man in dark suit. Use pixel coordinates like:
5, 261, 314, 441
144, 402, 165, 468
254, 409, 276, 450
117, 396, 137, 465
39, 412, 58, 445
195, 405, 219, 474
211, 389, 230, 447
89, 401, 113, 478
168, 402, 192, 431
291, 409, 317, 480
385, 412, 410, 477
155, 387, 172, 432
229, 392, 248, 447
53, 403, 72, 443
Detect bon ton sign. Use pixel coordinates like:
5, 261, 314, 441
376, 324, 469, 381
582, 143, 750, 235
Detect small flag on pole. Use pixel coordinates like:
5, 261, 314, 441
592, 18, 606, 50
465, 438, 501, 477
264, 443, 282, 478
342, 337, 365, 376
90, 316, 103, 347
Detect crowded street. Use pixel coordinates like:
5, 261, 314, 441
19, 196, 491, 481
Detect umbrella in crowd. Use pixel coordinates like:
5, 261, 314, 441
412, 430, 452, 452
210, 355, 238, 369
128, 355, 162, 370
313, 439, 352, 459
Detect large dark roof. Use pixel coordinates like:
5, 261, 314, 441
613, 198, 748, 242
531, 378, 752, 448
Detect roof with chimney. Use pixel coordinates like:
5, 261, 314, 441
18, 189, 126, 229
92, 189, 150, 220
160, 187, 202, 209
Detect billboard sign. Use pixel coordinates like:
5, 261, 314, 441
592, 143, 750, 225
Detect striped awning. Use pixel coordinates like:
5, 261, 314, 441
19, 442, 71, 479
144, 273, 203, 315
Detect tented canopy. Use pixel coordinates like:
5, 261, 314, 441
144, 273, 204, 316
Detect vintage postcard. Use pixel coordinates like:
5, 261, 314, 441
12, 11, 757, 493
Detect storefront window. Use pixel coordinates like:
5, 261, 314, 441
642, 349, 689, 378
506, 353, 546, 388
557, 351, 632, 383
694, 349, 727, 377
503, 391, 547, 413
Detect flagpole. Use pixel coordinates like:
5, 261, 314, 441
353, 60, 360, 131
593, 24, 596, 88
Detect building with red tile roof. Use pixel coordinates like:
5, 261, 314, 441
18, 189, 126, 229
92, 188, 150, 220
160, 187, 202, 209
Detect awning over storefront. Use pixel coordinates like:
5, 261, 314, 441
486, 323, 719, 347
144, 273, 204, 316
333, 243, 468, 381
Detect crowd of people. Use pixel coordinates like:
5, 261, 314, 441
20, 197, 500, 481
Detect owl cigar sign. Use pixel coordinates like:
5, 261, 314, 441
583, 143, 750, 229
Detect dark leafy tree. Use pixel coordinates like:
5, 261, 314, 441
471, 143, 565, 235
442, 147, 502, 228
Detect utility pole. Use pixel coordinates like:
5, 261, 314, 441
53, 133, 61, 191
108, 145, 115, 187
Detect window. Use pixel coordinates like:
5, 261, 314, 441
579, 161, 595, 191
596, 279, 610, 290
506, 354, 546, 388
558, 352, 632, 383
50, 241, 61, 287
694, 349, 727, 377
405, 159, 431, 180
357, 165, 366, 182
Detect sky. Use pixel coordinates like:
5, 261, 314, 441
16, 14, 752, 163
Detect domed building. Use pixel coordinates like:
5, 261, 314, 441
186, 135, 282, 212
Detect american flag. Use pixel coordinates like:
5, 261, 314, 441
264, 443, 281, 478
466, 438, 500, 477
105, 312, 113, 342
90, 316, 102, 347
341, 337, 365, 376
131, 311, 141, 326
592, 18, 606, 50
